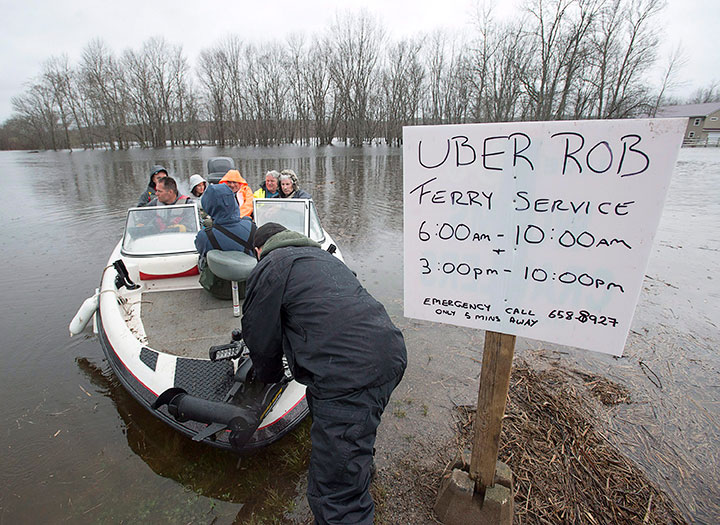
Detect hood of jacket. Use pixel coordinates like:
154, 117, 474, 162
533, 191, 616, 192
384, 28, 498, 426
201, 183, 242, 225
219, 169, 250, 187
148, 165, 168, 189
260, 229, 321, 259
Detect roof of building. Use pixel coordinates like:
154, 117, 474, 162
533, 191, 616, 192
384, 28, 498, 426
656, 102, 720, 118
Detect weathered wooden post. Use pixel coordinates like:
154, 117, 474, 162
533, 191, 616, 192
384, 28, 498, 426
470, 331, 515, 499
433, 331, 515, 524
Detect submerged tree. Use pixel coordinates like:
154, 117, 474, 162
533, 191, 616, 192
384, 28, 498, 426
12, 81, 60, 150
328, 11, 385, 145
381, 38, 425, 145
3, 2, 676, 150
79, 39, 130, 149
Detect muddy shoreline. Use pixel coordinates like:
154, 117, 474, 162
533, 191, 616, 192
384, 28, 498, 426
379, 357, 689, 524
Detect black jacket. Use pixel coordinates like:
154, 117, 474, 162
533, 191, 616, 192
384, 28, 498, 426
242, 231, 407, 396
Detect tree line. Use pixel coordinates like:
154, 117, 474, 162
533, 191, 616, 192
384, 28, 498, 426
1, 0, 709, 151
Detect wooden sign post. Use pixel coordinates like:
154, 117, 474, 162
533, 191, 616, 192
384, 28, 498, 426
433, 330, 516, 523
470, 331, 516, 499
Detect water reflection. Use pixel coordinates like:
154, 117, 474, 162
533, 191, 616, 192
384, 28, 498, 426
76, 356, 310, 520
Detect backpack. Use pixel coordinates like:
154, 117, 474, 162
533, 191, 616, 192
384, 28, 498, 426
198, 224, 255, 300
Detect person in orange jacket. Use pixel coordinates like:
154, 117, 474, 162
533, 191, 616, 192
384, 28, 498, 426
219, 169, 254, 218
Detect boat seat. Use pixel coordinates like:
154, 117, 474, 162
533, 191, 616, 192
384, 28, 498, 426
206, 250, 256, 317
206, 250, 256, 282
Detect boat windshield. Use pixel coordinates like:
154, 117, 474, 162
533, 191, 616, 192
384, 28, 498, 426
122, 204, 200, 256
253, 199, 326, 243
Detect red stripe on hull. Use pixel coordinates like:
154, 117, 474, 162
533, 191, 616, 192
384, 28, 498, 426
101, 324, 159, 397
258, 395, 306, 430
140, 266, 199, 280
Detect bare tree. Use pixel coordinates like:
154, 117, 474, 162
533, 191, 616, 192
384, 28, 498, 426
467, 6, 529, 123
487, 23, 530, 122
518, 0, 603, 120
42, 56, 80, 149
284, 34, 308, 144
164, 44, 193, 147
198, 37, 246, 145
224, 37, 251, 145
381, 38, 425, 144
12, 81, 59, 149
304, 38, 341, 145
0, 116, 43, 150
687, 81, 720, 104
591, 0, 664, 118
650, 44, 686, 115
244, 42, 290, 145
4, 1, 677, 150
79, 39, 130, 149
198, 47, 226, 145
328, 11, 385, 145
424, 31, 450, 124
422, 31, 471, 125
121, 38, 191, 148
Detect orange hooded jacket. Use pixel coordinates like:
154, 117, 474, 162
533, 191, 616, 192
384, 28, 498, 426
219, 170, 254, 218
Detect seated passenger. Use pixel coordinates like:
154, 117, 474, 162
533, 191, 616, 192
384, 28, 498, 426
189, 174, 211, 226
219, 169, 254, 218
145, 176, 193, 231
189, 174, 208, 198
147, 176, 191, 206
278, 169, 312, 199
195, 184, 256, 299
195, 184, 255, 261
253, 170, 280, 199
137, 165, 167, 207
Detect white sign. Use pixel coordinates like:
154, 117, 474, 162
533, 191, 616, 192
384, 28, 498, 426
403, 119, 685, 356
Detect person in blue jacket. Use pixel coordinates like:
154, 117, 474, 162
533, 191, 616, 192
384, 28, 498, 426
194, 183, 256, 271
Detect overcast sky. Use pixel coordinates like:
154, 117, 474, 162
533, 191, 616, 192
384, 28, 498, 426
1, 0, 717, 122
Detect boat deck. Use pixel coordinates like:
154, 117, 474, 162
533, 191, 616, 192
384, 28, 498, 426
141, 288, 241, 359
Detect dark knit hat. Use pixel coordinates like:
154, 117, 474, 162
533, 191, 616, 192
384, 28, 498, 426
254, 222, 287, 249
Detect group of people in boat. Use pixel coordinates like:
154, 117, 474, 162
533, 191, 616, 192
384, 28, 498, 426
136, 164, 312, 215
134, 162, 314, 297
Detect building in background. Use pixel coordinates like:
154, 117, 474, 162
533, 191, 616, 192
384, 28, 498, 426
656, 102, 720, 146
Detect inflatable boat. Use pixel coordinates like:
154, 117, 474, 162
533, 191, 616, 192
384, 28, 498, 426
70, 198, 343, 452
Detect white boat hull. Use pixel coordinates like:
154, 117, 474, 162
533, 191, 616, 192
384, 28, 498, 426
97, 240, 309, 451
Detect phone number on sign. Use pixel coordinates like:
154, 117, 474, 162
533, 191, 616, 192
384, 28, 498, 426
548, 309, 618, 327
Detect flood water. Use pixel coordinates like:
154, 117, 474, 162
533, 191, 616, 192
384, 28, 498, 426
0, 145, 717, 523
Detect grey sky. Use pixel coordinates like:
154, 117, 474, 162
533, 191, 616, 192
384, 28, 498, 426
1, 0, 717, 122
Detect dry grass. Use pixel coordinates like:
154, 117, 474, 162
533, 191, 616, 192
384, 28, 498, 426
451, 361, 688, 524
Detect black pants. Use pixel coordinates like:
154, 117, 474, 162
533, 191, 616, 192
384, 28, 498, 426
306, 373, 402, 525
